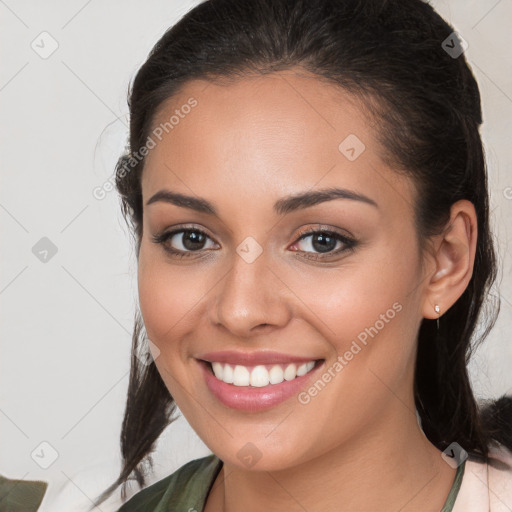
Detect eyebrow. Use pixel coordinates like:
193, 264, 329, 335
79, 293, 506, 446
146, 186, 378, 216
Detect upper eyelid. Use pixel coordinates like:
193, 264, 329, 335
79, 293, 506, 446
160, 224, 351, 238
295, 225, 353, 239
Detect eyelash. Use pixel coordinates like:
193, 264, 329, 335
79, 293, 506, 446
151, 225, 358, 261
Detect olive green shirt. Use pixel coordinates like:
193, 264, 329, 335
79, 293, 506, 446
0, 474, 48, 512
116, 454, 466, 512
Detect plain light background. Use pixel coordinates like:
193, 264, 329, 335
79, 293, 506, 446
1, 1, 511, 510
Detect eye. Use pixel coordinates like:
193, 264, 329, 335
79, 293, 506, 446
152, 227, 217, 258
289, 227, 357, 259
152, 225, 358, 260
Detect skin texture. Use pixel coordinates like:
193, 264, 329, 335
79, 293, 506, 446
137, 69, 477, 511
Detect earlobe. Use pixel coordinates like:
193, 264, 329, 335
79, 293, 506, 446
421, 199, 478, 320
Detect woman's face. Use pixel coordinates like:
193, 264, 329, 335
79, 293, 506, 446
138, 70, 432, 471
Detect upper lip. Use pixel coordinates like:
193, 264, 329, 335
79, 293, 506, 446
197, 350, 321, 366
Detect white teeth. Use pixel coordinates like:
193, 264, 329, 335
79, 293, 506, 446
212, 362, 223, 380
284, 363, 297, 381
250, 365, 269, 387
233, 365, 250, 386
222, 364, 234, 384
269, 365, 284, 384
296, 363, 308, 376
209, 360, 318, 387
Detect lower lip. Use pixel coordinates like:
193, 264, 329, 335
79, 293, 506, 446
198, 359, 324, 412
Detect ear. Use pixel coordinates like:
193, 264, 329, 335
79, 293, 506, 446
421, 199, 478, 320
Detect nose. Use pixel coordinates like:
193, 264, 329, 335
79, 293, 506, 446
210, 250, 292, 338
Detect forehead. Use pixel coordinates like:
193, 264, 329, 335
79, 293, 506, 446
141, 70, 415, 219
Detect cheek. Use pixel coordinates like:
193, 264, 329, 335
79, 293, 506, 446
312, 242, 421, 381
137, 243, 206, 351
291, 254, 419, 440
307, 245, 416, 336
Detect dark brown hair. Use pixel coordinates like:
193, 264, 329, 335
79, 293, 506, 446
92, 0, 511, 507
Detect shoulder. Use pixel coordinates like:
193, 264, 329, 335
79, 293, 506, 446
488, 444, 512, 511
116, 453, 222, 512
453, 444, 512, 512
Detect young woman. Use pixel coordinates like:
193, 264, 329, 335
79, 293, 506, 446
93, 0, 512, 510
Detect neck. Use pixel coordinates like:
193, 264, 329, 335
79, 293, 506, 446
206, 405, 456, 512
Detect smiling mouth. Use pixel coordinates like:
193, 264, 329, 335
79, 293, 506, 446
200, 359, 324, 387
